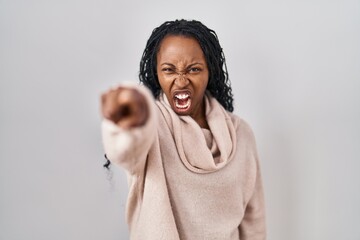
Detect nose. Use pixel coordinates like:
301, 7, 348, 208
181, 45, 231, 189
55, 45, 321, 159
174, 73, 189, 88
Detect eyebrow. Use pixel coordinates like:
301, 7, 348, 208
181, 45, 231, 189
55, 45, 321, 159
160, 62, 205, 67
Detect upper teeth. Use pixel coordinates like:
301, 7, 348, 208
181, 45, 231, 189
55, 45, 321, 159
175, 93, 189, 99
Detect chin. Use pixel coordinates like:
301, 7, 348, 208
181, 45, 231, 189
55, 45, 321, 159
172, 105, 191, 116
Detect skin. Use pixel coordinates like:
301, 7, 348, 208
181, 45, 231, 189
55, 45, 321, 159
101, 35, 209, 129
156, 35, 209, 128
101, 87, 148, 129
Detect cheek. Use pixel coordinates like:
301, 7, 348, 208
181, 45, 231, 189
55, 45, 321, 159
202, 70, 209, 86
202, 75, 210, 91
157, 75, 171, 94
157, 74, 165, 88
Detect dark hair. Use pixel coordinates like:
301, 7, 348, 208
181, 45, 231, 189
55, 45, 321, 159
103, 154, 111, 169
139, 19, 234, 112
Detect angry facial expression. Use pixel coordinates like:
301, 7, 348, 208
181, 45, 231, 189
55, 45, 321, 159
156, 35, 209, 124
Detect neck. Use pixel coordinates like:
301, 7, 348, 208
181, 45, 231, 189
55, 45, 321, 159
196, 117, 209, 129
191, 100, 209, 129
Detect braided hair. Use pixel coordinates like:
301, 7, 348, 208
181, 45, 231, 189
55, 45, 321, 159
139, 19, 234, 112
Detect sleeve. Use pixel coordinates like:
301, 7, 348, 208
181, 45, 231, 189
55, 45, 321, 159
101, 83, 157, 176
239, 122, 267, 240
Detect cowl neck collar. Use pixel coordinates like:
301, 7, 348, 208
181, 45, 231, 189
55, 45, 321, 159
156, 92, 237, 173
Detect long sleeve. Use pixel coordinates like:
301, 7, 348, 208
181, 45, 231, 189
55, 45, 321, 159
101, 84, 157, 175
239, 124, 266, 240
239, 165, 266, 239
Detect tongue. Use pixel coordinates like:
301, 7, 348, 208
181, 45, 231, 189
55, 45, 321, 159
177, 98, 188, 106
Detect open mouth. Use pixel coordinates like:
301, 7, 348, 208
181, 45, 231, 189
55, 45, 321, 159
173, 92, 191, 111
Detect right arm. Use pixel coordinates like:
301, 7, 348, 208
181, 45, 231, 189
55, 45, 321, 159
100, 84, 157, 175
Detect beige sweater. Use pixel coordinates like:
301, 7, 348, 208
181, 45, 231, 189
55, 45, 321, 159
102, 84, 266, 240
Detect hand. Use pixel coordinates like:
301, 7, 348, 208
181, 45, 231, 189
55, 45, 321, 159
101, 87, 149, 129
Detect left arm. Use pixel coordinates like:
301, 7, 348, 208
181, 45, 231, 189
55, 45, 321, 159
238, 121, 266, 239
239, 159, 266, 239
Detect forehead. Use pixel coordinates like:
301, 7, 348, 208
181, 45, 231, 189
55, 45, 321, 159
157, 35, 205, 62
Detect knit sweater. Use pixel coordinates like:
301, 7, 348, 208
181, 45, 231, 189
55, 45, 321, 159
102, 84, 266, 240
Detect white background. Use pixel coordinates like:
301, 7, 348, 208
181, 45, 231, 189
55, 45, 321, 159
1, 0, 359, 239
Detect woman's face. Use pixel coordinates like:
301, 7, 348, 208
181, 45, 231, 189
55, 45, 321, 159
156, 35, 209, 122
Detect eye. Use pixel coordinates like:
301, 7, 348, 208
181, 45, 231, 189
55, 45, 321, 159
162, 68, 175, 74
188, 67, 201, 73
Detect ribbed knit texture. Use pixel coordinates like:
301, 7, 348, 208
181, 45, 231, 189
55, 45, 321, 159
102, 84, 266, 240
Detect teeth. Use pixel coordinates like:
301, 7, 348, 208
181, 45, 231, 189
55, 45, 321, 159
175, 93, 189, 99
175, 99, 191, 109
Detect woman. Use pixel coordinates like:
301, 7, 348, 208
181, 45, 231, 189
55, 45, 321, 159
101, 19, 266, 240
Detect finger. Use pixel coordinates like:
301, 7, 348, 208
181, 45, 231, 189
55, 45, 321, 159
117, 88, 136, 106
102, 88, 126, 119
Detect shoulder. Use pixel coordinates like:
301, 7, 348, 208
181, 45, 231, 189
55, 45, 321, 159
227, 112, 257, 143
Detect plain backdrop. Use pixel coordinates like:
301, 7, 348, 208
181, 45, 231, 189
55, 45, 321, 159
1, 0, 359, 239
